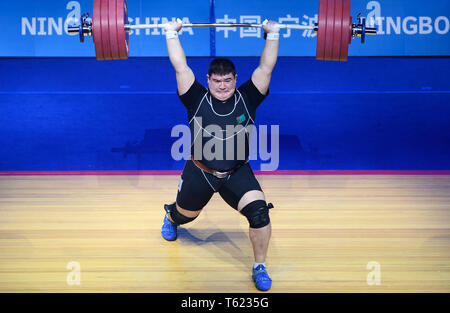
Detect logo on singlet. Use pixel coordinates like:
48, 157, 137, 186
236, 114, 246, 125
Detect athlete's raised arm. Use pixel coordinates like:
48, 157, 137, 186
165, 19, 195, 95
251, 20, 280, 96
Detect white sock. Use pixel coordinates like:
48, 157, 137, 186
253, 262, 266, 269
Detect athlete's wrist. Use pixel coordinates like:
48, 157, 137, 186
265, 32, 279, 40
165, 18, 182, 39
165, 30, 179, 39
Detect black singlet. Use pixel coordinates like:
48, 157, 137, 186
178, 79, 268, 171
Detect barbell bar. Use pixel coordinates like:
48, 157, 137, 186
127, 23, 316, 31
68, 0, 377, 62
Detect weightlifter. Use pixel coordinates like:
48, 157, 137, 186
161, 19, 280, 292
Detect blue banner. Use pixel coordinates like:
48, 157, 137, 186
1, 0, 449, 57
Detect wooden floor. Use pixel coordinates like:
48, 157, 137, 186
0, 174, 449, 293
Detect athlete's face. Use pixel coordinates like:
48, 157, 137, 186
207, 73, 237, 102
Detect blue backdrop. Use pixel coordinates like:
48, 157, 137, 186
0, 57, 449, 171
2, 0, 450, 57
1, 1, 449, 171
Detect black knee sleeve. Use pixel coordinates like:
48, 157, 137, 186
240, 200, 274, 229
164, 202, 197, 225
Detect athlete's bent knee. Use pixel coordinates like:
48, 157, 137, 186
164, 202, 199, 225
240, 200, 271, 229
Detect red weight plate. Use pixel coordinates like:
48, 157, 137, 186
116, 0, 129, 59
331, 0, 343, 61
108, 0, 120, 59
340, 0, 352, 61
315, 0, 328, 60
100, 0, 112, 60
92, 0, 104, 60
324, 0, 336, 61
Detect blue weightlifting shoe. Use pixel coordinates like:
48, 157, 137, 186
161, 213, 178, 241
252, 264, 272, 291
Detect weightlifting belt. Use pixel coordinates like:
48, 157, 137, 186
191, 156, 248, 179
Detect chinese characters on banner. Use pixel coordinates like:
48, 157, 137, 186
215, 14, 318, 39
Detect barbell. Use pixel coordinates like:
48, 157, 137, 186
68, 0, 377, 62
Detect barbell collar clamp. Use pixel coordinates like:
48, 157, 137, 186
68, 26, 92, 35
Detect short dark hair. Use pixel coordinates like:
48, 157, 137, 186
208, 57, 236, 77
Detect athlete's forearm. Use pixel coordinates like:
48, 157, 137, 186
258, 39, 279, 74
258, 21, 280, 74
166, 37, 189, 73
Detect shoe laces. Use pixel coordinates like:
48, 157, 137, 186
254, 265, 271, 282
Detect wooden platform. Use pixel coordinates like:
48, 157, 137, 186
0, 174, 449, 292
